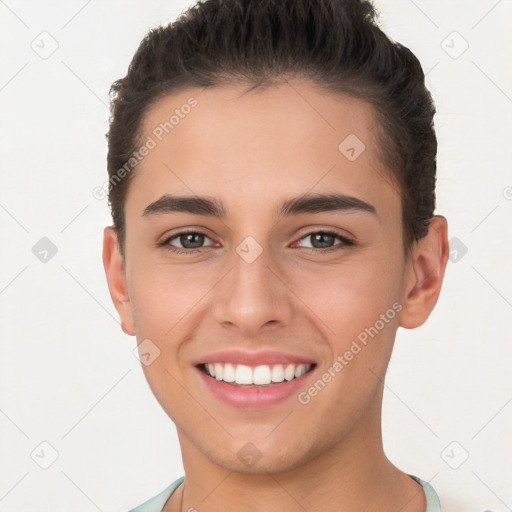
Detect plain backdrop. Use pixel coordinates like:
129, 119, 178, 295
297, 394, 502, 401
0, 1, 511, 511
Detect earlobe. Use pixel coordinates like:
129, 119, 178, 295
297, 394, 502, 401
398, 216, 449, 329
102, 227, 135, 336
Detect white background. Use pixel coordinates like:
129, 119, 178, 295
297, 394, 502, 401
0, 1, 511, 511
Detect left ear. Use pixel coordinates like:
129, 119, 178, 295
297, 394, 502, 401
398, 215, 449, 329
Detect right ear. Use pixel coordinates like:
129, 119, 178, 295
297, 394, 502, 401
102, 227, 135, 336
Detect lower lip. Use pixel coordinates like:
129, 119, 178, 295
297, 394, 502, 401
196, 366, 316, 408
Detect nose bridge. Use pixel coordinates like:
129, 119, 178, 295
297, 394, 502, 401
212, 239, 292, 334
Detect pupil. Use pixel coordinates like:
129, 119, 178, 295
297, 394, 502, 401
182, 233, 204, 249
312, 233, 334, 248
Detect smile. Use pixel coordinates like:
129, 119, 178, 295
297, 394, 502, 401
200, 362, 314, 386
195, 359, 317, 408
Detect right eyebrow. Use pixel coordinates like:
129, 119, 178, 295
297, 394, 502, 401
142, 194, 227, 218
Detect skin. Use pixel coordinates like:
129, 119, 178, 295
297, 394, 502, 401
103, 80, 449, 512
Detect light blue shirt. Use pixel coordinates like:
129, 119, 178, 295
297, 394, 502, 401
127, 475, 441, 511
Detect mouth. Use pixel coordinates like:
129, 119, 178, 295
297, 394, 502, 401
197, 362, 316, 387
194, 360, 317, 408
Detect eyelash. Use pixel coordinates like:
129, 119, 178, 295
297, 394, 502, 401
159, 230, 354, 256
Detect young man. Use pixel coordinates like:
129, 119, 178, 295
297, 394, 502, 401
103, 0, 449, 510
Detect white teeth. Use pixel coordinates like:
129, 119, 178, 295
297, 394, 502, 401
203, 362, 312, 385
214, 363, 224, 381
223, 363, 235, 382
295, 364, 308, 378
271, 364, 285, 383
235, 364, 253, 384
284, 364, 296, 381
253, 365, 272, 385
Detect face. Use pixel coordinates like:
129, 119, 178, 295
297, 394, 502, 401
104, 81, 446, 475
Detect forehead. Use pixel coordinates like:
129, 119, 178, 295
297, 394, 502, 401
129, 81, 398, 216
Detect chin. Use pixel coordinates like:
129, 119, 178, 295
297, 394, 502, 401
212, 451, 309, 476
201, 434, 317, 476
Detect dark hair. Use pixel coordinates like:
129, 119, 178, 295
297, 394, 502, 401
106, 0, 437, 254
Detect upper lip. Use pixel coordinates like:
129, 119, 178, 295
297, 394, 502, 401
193, 349, 317, 367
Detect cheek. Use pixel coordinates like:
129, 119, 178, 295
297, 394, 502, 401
290, 262, 402, 433
127, 259, 216, 336
286, 253, 403, 342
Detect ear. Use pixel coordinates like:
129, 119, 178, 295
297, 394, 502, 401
398, 216, 449, 329
102, 227, 135, 336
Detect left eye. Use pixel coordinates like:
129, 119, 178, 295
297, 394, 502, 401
295, 231, 351, 250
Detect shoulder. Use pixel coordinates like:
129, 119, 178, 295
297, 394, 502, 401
410, 475, 441, 512
127, 476, 184, 512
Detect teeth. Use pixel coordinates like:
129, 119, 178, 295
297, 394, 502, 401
203, 362, 312, 385
253, 365, 272, 385
271, 364, 285, 383
235, 364, 253, 384
284, 364, 296, 381
223, 363, 235, 382
215, 363, 225, 380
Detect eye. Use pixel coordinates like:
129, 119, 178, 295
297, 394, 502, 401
294, 230, 354, 252
161, 231, 216, 254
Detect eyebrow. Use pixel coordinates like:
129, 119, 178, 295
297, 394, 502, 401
142, 192, 377, 218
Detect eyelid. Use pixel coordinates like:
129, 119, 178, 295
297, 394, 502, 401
293, 224, 356, 241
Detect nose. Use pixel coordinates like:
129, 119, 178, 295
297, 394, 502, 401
212, 245, 293, 337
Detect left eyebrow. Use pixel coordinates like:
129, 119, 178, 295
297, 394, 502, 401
276, 192, 377, 218
142, 192, 377, 218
